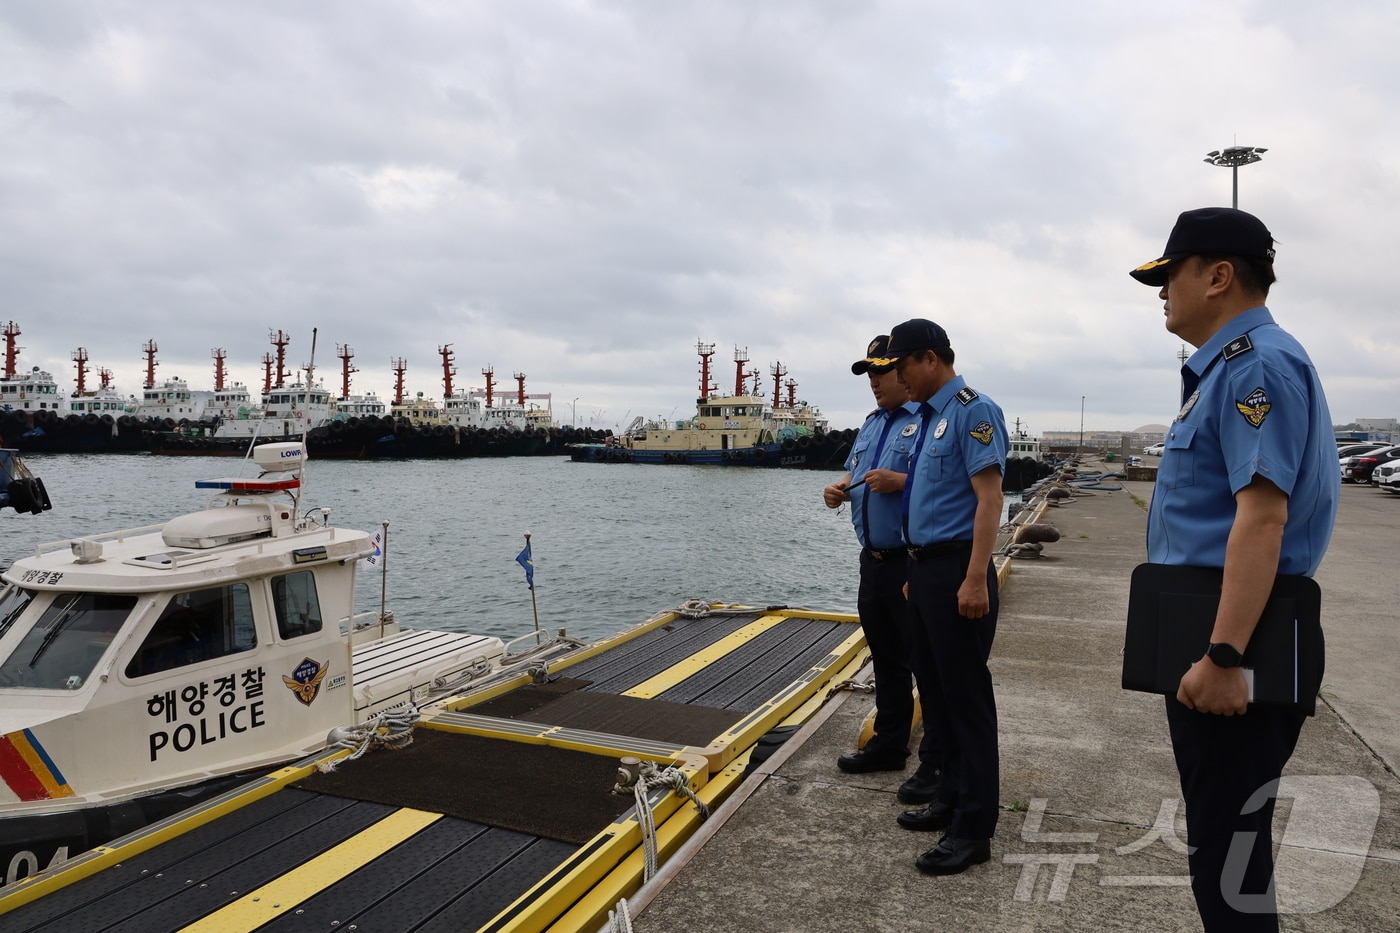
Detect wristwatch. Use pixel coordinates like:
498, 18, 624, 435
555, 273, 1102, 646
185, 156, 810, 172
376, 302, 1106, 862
1205, 642, 1244, 669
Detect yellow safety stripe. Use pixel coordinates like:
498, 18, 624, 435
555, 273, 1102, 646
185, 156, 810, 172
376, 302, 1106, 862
180, 808, 441, 933
621, 615, 785, 699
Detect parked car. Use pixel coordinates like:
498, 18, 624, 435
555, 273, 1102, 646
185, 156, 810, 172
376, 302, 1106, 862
1144, 442, 1166, 456
1376, 461, 1400, 493
1341, 445, 1400, 484
1338, 443, 1389, 480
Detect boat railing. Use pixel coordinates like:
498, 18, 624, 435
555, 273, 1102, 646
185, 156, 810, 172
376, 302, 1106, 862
30, 523, 168, 558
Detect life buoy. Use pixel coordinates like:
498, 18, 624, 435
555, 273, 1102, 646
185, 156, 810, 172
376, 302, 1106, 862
699, 422, 707, 430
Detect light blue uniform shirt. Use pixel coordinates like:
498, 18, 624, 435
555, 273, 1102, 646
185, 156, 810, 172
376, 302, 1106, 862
1148, 306, 1338, 576
845, 401, 920, 550
903, 376, 1008, 547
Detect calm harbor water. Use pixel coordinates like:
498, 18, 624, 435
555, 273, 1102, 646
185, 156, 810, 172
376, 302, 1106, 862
4, 454, 861, 643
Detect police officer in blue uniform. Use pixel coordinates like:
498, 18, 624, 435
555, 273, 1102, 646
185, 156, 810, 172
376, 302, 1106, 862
872, 319, 1007, 876
823, 336, 943, 805
1130, 207, 1338, 932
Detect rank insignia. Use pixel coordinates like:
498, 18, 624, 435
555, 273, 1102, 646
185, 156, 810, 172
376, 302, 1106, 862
850, 452, 859, 470
956, 387, 979, 405
901, 423, 918, 437
1236, 387, 1272, 428
1222, 334, 1254, 360
283, 658, 330, 706
970, 421, 994, 445
934, 418, 948, 439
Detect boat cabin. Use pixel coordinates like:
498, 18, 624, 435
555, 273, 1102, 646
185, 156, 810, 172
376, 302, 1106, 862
0, 444, 503, 824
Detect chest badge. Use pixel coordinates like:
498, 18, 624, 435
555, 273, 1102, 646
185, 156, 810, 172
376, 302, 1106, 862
933, 419, 948, 439
1176, 389, 1200, 422
969, 421, 994, 445
1235, 387, 1272, 428
901, 423, 918, 437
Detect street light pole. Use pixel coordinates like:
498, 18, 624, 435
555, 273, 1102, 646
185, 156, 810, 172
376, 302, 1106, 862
1079, 396, 1085, 454
1203, 146, 1267, 208
571, 397, 579, 426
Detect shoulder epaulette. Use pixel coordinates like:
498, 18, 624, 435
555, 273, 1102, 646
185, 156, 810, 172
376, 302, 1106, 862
1222, 334, 1254, 361
955, 387, 979, 405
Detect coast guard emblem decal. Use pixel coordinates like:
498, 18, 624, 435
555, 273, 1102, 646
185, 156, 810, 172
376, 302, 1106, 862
283, 658, 330, 706
1236, 387, 1272, 428
969, 421, 994, 445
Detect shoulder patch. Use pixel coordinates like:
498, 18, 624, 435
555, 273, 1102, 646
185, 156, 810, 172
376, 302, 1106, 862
955, 387, 979, 405
1235, 386, 1272, 428
1222, 334, 1254, 361
969, 421, 994, 445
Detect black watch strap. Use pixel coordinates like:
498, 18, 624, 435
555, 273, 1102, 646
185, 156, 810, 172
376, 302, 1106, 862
1205, 642, 1243, 668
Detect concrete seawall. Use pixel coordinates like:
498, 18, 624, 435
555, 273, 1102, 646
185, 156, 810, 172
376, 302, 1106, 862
635, 467, 1400, 932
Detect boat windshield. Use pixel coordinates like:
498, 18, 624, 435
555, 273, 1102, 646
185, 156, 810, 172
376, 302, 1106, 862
0, 592, 137, 690
0, 585, 35, 641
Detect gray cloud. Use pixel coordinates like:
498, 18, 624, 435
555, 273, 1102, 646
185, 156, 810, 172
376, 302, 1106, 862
2, 0, 1397, 432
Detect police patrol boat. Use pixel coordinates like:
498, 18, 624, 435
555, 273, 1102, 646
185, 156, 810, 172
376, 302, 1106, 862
0, 453, 869, 933
0, 442, 571, 888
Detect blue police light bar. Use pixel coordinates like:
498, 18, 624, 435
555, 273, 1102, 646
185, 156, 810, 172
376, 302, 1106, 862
194, 477, 301, 494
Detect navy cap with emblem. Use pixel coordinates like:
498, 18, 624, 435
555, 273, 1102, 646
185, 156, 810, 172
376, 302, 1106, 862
851, 335, 896, 375
1130, 207, 1276, 287
874, 319, 952, 366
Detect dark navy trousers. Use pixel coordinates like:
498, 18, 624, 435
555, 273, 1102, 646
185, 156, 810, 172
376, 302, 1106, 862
1166, 697, 1309, 933
857, 549, 943, 768
905, 549, 999, 840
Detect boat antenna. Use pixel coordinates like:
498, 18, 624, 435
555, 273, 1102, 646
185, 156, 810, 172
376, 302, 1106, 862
299, 327, 318, 508
303, 327, 318, 444
378, 519, 390, 638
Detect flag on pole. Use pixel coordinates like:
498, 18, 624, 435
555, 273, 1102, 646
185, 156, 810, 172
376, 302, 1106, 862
515, 541, 534, 590
359, 528, 385, 572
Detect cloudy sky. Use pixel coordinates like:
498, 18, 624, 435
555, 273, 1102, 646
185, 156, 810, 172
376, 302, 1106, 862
2, 1, 1396, 435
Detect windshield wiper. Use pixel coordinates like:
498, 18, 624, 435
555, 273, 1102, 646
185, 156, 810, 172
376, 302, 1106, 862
29, 599, 81, 668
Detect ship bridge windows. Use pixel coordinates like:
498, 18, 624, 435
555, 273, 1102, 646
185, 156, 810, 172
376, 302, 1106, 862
0, 592, 138, 690
0, 584, 35, 641
125, 584, 257, 678
271, 570, 322, 640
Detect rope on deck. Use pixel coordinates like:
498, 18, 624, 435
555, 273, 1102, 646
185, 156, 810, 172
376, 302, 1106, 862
606, 898, 635, 933
317, 703, 420, 772
615, 760, 710, 881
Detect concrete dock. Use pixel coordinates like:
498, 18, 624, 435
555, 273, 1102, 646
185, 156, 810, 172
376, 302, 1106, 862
634, 469, 1400, 932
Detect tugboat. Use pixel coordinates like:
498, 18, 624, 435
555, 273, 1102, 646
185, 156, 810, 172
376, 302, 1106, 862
1003, 418, 1054, 491
151, 331, 334, 456
569, 342, 852, 469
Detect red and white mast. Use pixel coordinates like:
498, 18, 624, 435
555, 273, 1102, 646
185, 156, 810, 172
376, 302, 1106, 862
696, 341, 716, 402
72, 347, 90, 396
391, 358, 407, 406
439, 345, 456, 398
337, 344, 358, 400
211, 348, 227, 392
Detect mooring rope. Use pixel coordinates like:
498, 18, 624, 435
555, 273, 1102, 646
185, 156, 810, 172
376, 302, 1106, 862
318, 703, 420, 771
605, 898, 635, 933
615, 760, 710, 881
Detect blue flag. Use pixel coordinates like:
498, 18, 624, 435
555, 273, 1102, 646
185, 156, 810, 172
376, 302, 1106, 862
515, 541, 534, 590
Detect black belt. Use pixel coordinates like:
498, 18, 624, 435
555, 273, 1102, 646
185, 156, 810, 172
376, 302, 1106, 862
862, 546, 905, 561
907, 540, 972, 560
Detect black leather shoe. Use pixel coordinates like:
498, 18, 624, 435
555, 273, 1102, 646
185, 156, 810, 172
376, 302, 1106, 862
896, 800, 953, 831
915, 834, 991, 875
897, 763, 942, 804
836, 746, 908, 774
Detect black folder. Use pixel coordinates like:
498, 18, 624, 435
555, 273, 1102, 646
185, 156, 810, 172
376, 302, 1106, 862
1122, 563, 1324, 714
